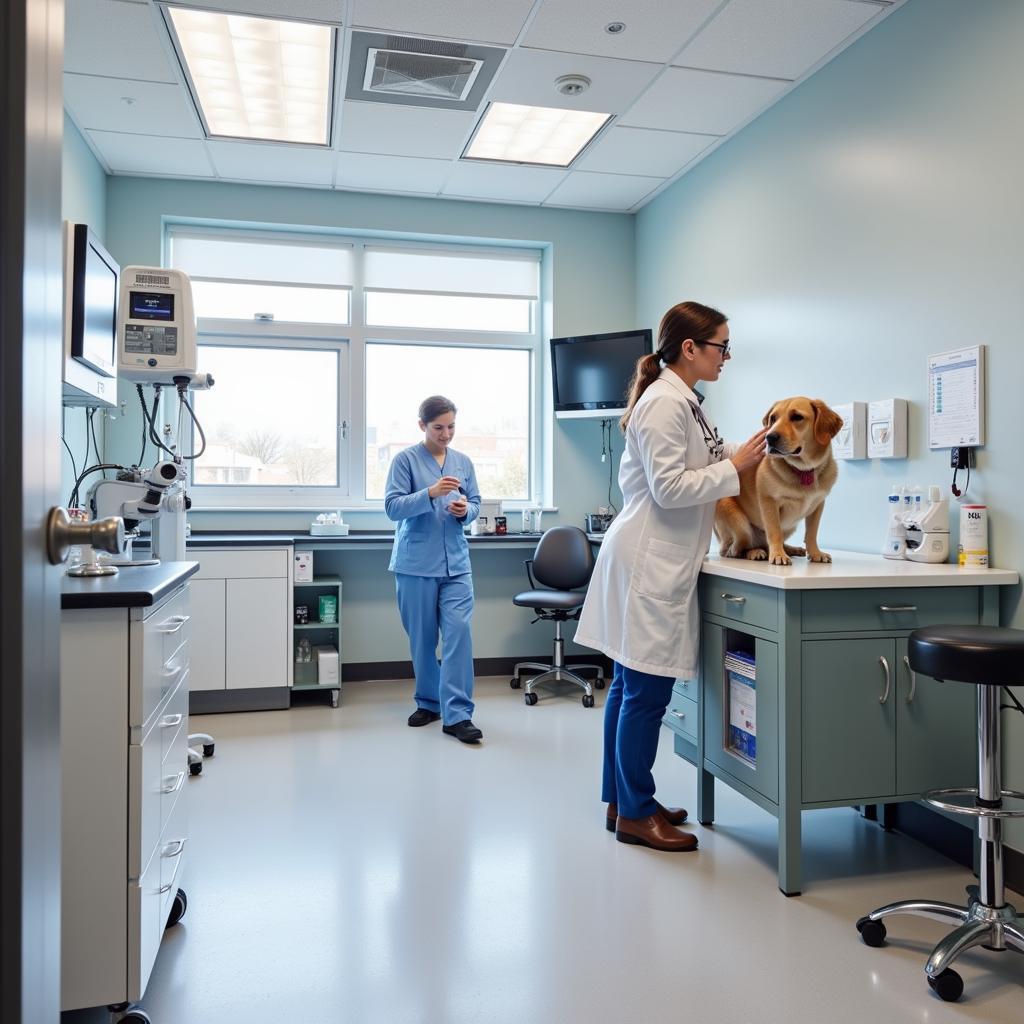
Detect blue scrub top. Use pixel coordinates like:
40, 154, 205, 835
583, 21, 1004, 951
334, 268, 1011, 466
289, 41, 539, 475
385, 443, 482, 577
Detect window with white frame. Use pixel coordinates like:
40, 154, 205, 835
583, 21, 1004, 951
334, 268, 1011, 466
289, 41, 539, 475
168, 227, 541, 507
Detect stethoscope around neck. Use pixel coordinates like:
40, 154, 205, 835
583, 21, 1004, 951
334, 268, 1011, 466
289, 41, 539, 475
687, 399, 725, 461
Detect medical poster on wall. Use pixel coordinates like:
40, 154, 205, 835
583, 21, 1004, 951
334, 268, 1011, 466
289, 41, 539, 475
927, 345, 985, 449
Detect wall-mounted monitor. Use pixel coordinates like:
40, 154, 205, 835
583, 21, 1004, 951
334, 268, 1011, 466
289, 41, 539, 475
63, 222, 119, 407
551, 328, 653, 419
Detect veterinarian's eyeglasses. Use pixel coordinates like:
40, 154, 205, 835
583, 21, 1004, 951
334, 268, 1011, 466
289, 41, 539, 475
700, 340, 730, 356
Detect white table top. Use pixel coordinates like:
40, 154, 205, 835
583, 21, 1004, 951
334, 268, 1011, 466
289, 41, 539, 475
700, 550, 1019, 590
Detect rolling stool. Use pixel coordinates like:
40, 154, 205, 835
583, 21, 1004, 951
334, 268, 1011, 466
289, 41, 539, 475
856, 625, 1024, 1002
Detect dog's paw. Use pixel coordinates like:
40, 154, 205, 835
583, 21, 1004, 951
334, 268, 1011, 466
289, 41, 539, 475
783, 544, 806, 557
769, 551, 793, 566
808, 550, 832, 563
746, 548, 768, 561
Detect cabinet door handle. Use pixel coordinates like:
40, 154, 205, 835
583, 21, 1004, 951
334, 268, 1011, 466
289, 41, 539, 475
160, 713, 183, 729
161, 770, 185, 795
158, 883, 173, 895
903, 654, 917, 703
162, 838, 187, 858
879, 605, 917, 613
878, 656, 891, 704
669, 710, 686, 719
157, 614, 190, 635
162, 663, 185, 682
720, 593, 746, 605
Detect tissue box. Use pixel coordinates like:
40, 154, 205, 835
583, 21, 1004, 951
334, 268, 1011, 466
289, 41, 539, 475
313, 645, 339, 687
293, 550, 314, 582
309, 522, 350, 536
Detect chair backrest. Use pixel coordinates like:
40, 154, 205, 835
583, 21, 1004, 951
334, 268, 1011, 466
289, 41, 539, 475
531, 526, 595, 591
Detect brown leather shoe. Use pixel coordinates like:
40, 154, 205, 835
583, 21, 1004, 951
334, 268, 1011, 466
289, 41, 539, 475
615, 814, 698, 852
605, 801, 688, 833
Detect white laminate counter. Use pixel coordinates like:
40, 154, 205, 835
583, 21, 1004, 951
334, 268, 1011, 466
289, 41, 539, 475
700, 549, 1019, 590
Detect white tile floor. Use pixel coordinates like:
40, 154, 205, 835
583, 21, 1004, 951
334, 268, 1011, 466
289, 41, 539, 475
71, 677, 1023, 1023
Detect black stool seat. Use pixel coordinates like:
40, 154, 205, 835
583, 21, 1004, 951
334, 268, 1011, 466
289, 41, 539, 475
513, 589, 584, 611
908, 625, 1024, 686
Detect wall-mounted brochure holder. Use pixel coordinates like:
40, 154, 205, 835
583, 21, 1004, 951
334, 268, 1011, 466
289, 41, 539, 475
831, 401, 867, 460
867, 398, 908, 459
725, 650, 756, 767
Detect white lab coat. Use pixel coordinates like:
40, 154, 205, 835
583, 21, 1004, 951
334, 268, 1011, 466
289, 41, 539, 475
575, 369, 739, 679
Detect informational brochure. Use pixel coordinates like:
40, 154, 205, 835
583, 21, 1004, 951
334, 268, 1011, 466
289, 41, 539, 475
725, 650, 756, 766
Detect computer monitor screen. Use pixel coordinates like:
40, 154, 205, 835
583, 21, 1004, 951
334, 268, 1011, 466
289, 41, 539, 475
550, 329, 653, 413
69, 224, 119, 377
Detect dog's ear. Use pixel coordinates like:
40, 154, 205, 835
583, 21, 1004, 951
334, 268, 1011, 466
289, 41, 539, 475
762, 403, 778, 428
812, 400, 843, 445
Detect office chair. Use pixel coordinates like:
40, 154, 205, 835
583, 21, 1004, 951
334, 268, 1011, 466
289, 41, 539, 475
510, 525, 605, 707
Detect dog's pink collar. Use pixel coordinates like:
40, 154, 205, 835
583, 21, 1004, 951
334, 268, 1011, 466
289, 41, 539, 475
789, 465, 815, 486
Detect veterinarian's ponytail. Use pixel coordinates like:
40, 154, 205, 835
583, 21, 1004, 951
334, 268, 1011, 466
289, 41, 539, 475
619, 300, 728, 431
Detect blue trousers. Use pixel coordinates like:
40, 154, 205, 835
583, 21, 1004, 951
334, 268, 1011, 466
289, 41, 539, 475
601, 661, 676, 820
395, 572, 475, 725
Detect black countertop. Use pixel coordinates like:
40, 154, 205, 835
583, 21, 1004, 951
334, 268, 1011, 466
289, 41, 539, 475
61, 560, 200, 610
132, 531, 605, 549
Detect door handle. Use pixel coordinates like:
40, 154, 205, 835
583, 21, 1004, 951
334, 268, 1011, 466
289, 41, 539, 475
878, 656, 891, 704
46, 507, 124, 564
903, 654, 917, 703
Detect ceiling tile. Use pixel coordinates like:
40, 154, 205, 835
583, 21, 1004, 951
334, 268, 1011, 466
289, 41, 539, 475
488, 48, 660, 115
87, 130, 213, 177
65, 0, 179, 83
544, 171, 662, 211
335, 152, 451, 195
442, 161, 566, 203
351, 0, 535, 44
577, 125, 714, 177
619, 66, 789, 136
64, 74, 204, 138
523, 0, 723, 63
338, 101, 477, 159
168, 1, 343, 23
675, 0, 880, 80
207, 142, 335, 186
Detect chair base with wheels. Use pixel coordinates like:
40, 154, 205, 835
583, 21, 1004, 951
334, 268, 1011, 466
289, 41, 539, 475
511, 525, 605, 708
856, 625, 1024, 1003
187, 730, 215, 775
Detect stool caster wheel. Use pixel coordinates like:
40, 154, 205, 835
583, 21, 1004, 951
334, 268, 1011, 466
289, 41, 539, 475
928, 968, 964, 1002
166, 887, 188, 928
582, 694, 595, 708
856, 916, 887, 947
202, 742, 215, 757
510, 677, 522, 689
524, 692, 538, 706
189, 762, 202, 776
595, 678, 605, 689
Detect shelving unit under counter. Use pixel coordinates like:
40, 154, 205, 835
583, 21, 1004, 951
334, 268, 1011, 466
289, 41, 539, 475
292, 576, 342, 708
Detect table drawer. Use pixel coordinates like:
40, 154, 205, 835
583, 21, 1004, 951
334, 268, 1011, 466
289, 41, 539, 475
664, 692, 698, 745
189, 548, 289, 580
132, 586, 189, 729
700, 575, 778, 631
801, 586, 979, 633
158, 674, 189, 767
158, 790, 188, 927
674, 677, 698, 700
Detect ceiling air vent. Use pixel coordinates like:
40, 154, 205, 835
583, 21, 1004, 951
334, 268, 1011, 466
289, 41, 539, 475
347, 32, 505, 111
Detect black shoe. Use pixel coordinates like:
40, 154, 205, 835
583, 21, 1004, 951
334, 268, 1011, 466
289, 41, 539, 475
408, 708, 441, 727
442, 720, 483, 744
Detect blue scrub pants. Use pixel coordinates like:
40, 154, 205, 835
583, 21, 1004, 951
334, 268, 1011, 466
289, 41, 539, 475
395, 572, 475, 726
602, 661, 676, 820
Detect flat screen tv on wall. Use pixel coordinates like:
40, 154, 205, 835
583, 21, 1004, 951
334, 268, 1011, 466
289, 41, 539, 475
550, 329, 653, 419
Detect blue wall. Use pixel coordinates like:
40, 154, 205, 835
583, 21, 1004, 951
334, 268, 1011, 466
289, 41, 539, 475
635, 0, 1023, 849
60, 114, 108, 503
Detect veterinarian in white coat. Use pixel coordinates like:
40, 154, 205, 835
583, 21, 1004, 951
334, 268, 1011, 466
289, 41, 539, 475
575, 301, 767, 852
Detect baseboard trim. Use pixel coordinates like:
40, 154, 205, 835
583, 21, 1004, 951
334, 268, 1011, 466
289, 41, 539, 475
190, 687, 290, 714
341, 654, 613, 683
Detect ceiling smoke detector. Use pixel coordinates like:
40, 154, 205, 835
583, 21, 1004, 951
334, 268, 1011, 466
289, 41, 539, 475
604, 22, 626, 35
555, 74, 591, 97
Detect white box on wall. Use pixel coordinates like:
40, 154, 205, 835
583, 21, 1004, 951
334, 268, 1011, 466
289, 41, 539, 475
831, 402, 867, 460
293, 549, 314, 582
867, 399, 908, 459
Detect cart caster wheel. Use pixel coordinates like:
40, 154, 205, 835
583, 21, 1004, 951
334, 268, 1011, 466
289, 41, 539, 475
928, 968, 963, 1002
510, 677, 522, 689
202, 742, 215, 757
189, 762, 202, 776
166, 888, 188, 929
110, 1006, 151, 1024
595, 678, 605, 689
582, 694, 595, 708
524, 692, 539, 706
856, 916, 887, 947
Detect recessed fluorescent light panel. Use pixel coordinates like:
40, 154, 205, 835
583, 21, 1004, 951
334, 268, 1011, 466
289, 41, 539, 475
464, 102, 611, 168
166, 6, 334, 146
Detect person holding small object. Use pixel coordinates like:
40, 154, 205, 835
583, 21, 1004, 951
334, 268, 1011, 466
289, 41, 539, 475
384, 395, 484, 744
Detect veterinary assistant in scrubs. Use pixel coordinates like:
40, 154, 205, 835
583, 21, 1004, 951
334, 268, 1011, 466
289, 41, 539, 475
385, 396, 484, 744
575, 302, 768, 851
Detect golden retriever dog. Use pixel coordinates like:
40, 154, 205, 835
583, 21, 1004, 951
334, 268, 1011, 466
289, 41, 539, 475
715, 397, 843, 566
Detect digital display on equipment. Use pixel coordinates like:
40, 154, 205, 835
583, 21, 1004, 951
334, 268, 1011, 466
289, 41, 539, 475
130, 291, 175, 321
551, 330, 653, 410
69, 224, 119, 378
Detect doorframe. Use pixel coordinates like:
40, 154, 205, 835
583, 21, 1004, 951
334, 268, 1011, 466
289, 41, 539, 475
1, 0, 65, 1020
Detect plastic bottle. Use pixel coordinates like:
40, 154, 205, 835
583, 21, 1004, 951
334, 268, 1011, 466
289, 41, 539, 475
886, 485, 901, 521
911, 485, 924, 514
883, 513, 907, 559
902, 483, 914, 515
